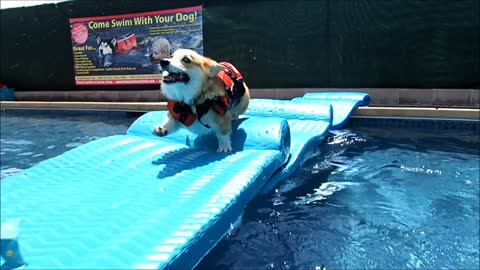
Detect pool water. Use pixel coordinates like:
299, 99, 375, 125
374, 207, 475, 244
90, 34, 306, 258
0, 110, 138, 179
197, 125, 480, 270
1, 110, 479, 269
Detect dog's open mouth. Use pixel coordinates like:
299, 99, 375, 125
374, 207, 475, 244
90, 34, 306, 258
162, 71, 190, 84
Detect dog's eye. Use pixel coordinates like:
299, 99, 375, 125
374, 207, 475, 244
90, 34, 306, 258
182, 56, 191, 63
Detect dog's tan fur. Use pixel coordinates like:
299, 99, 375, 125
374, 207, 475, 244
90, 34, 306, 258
153, 49, 250, 152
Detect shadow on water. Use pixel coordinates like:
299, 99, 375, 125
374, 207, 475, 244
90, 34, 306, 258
152, 118, 248, 179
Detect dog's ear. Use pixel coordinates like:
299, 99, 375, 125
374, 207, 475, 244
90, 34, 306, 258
111, 38, 117, 46
96, 36, 102, 44
208, 63, 224, 78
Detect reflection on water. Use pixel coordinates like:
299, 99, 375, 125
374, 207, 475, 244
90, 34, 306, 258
197, 126, 479, 270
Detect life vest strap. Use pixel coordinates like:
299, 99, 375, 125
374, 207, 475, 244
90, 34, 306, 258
217, 62, 246, 108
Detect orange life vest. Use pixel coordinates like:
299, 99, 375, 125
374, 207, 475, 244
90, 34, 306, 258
167, 62, 246, 128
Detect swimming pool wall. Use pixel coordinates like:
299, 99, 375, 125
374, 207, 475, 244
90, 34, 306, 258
7, 88, 480, 109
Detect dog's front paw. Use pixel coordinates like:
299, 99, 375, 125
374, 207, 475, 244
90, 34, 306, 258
217, 142, 232, 153
152, 125, 168, 136
217, 134, 232, 152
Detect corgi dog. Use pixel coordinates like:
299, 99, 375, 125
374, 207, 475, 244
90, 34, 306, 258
152, 49, 250, 152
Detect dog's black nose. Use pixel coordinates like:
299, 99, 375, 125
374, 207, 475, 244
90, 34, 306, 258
160, 59, 170, 68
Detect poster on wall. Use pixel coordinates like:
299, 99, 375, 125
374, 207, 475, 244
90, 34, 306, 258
69, 5, 203, 85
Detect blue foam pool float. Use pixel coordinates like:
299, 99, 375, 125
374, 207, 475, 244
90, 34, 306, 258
244, 99, 332, 193
0, 92, 369, 269
297, 92, 371, 128
1, 116, 289, 270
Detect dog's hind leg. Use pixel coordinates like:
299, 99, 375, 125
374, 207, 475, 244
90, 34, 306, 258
230, 85, 250, 121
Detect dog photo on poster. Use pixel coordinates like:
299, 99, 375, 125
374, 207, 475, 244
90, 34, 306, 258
69, 5, 203, 85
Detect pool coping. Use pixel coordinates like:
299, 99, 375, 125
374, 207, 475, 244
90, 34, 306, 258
1, 101, 479, 120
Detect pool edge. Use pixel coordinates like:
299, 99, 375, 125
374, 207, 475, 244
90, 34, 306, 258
1, 101, 479, 120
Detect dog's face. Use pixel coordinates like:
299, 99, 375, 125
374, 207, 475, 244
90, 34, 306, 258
96, 37, 116, 56
160, 49, 223, 103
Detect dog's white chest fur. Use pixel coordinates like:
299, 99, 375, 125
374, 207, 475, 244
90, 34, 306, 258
161, 82, 201, 105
